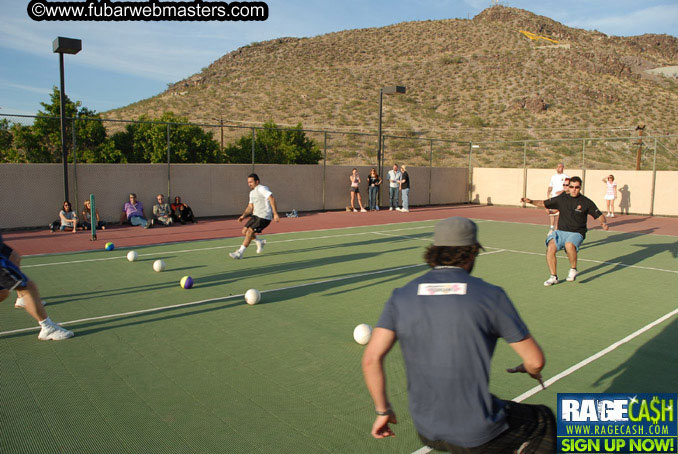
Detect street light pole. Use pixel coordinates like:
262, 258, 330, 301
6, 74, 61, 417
53, 37, 81, 203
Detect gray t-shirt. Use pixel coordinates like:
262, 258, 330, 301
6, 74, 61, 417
249, 184, 273, 220
377, 267, 529, 447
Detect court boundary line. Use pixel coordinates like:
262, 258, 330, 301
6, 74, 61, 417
412, 306, 678, 454
17, 211, 678, 259
1, 249, 507, 338
21, 225, 678, 275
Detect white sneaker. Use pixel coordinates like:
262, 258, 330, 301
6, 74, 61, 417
229, 251, 243, 260
566, 268, 578, 282
609, 213, 615, 218
396, 207, 402, 211
14, 297, 46, 309
543, 275, 559, 286
375, 206, 380, 211
255, 239, 266, 254
401, 209, 409, 212
389, 207, 394, 211
360, 208, 367, 213
38, 320, 74, 341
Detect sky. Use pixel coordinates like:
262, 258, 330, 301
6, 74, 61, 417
1, 0, 677, 117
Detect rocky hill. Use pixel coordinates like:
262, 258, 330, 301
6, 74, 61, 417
104, 6, 678, 168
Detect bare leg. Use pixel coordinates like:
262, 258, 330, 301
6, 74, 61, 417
564, 243, 578, 269
242, 227, 256, 248
546, 240, 558, 276
350, 192, 356, 210
357, 193, 365, 210
16, 281, 48, 323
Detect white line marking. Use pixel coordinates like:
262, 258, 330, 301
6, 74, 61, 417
412, 306, 678, 454
3, 248, 507, 338
21, 225, 437, 269
512, 307, 678, 403
496, 248, 678, 274
0, 263, 426, 337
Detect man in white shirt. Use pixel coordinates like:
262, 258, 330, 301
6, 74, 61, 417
546, 163, 569, 232
229, 173, 280, 259
387, 164, 402, 211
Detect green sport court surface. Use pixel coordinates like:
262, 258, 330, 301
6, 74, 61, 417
1, 219, 677, 453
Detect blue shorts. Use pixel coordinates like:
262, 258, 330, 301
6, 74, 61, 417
0, 256, 28, 291
545, 230, 584, 251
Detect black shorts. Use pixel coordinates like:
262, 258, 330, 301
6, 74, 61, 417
418, 402, 556, 454
350, 187, 360, 193
0, 243, 13, 259
245, 216, 271, 233
0, 256, 28, 291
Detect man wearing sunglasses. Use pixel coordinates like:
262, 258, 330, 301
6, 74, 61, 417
521, 176, 608, 286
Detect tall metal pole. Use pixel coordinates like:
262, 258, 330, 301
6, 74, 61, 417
59, 52, 69, 202
377, 89, 383, 206
322, 132, 327, 211
167, 123, 171, 199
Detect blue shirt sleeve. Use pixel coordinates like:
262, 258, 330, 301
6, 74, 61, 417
376, 293, 397, 332
492, 289, 529, 343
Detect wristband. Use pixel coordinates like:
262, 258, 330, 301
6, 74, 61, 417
376, 408, 393, 416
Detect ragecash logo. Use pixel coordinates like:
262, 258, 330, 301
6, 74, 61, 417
558, 393, 677, 453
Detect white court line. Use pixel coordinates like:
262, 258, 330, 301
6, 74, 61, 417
413, 307, 678, 454
496, 248, 678, 274
512, 307, 678, 403
0, 263, 426, 337
21, 225, 437, 269
1, 248, 508, 338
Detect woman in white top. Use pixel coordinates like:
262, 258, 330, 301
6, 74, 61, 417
603, 175, 617, 217
349, 168, 367, 212
59, 201, 78, 233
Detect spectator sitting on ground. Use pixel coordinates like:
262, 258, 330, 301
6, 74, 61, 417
58, 201, 78, 233
81, 199, 106, 230
152, 194, 174, 226
121, 193, 151, 229
171, 196, 196, 224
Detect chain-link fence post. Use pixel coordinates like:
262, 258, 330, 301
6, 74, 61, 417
167, 123, 171, 200
468, 142, 473, 203
251, 127, 256, 172
322, 131, 328, 211
650, 137, 657, 216
428, 139, 433, 205
522, 141, 528, 207
72, 118, 78, 210
581, 139, 587, 193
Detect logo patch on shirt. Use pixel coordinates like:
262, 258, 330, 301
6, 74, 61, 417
417, 283, 467, 295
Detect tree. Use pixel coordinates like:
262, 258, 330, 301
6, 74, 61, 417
110, 112, 222, 163
3, 87, 109, 163
226, 121, 321, 164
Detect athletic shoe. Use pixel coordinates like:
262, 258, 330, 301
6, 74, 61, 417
255, 239, 266, 254
543, 275, 559, 286
609, 213, 615, 218
229, 251, 243, 260
389, 207, 394, 211
375, 206, 380, 211
360, 208, 367, 213
401, 209, 409, 212
566, 268, 578, 282
14, 297, 46, 309
38, 320, 74, 341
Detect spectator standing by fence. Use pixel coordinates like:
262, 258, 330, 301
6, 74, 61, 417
387, 164, 402, 211
397, 165, 410, 212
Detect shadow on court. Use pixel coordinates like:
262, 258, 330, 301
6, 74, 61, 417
0, 263, 421, 339
579, 229, 657, 250
593, 318, 678, 392
578, 240, 678, 283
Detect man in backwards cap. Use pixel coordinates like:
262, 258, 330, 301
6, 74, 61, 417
362, 217, 555, 453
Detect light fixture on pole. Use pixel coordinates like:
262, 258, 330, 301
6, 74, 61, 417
377, 85, 406, 204
53, 36, 81, 203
